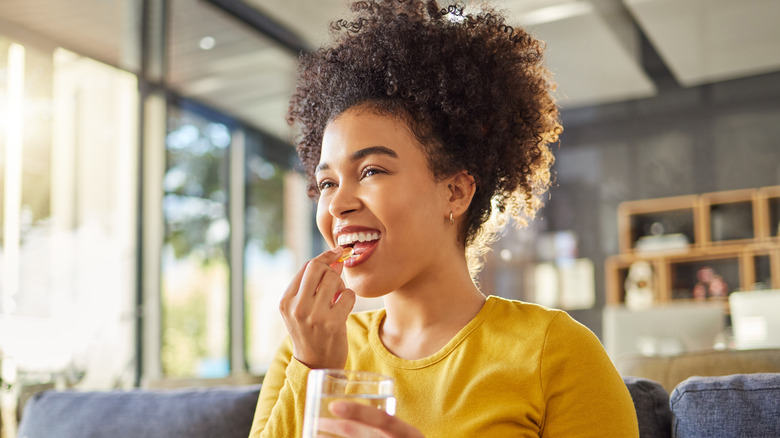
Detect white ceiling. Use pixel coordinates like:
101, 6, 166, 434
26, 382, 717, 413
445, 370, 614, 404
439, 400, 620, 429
623, 0, 780, 86
249, 0, 780, 133
167, 0, 299, 140
1, 0, 779, 141
251, 0, 658, 109
509, 0, 656, 107
0, 0, 141, 71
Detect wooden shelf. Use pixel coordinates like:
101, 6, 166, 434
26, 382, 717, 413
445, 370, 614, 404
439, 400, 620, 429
700, 188, 759, 245
607, 185, 780, 307
759, 185, 780, 240
618, 194, 699, 253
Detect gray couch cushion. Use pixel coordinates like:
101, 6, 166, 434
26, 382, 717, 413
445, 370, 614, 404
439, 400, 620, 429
624, 376, 672, 438
17, 385, 261, 438
670, 373, 780, 438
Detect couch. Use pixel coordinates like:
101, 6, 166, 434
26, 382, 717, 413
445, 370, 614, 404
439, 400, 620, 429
626, 373, 780, 438
16, 374, 780, 438
616, 348, 780, 392
16, 385, 261, 438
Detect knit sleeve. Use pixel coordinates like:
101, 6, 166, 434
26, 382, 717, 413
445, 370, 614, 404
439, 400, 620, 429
248, 337, 311, 438
538, 312, 639, 437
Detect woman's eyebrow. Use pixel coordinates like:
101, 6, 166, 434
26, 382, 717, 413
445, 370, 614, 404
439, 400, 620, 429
315, 145, 399, 173
350, 145, 398, 161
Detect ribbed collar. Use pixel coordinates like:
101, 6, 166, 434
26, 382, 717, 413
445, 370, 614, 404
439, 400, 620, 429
368, 295, 498, 369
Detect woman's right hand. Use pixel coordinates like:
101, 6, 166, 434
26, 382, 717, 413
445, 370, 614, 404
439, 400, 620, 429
279, 246, 357, 370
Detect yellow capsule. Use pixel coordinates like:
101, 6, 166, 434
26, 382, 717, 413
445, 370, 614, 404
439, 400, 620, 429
337, 246, 354, 263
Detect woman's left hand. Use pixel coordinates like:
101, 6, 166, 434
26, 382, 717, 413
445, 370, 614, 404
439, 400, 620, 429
317, 401, 425, 438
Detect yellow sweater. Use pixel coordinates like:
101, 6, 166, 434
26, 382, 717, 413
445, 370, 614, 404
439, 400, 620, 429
249, 296, 639, 437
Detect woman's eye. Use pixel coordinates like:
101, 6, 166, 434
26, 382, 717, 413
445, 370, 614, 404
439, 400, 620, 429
318, 180, 336, 191
361, 167, 385, 179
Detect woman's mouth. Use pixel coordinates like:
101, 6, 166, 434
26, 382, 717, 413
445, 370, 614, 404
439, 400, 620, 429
336, 231, 381, 267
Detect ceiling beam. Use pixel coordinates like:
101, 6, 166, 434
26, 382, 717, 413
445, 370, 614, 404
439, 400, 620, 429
203, 0, 310, 54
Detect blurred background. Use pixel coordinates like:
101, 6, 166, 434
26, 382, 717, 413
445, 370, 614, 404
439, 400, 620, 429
0, 0, 779, 428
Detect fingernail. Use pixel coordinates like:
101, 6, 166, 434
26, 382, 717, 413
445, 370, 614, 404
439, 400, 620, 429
331, 246, 343, 254
329, 400, 348, 416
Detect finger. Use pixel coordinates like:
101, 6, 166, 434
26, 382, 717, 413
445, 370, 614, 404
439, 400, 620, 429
299, 258, 342, 301
332, 288, 356, 317
282, 262, 334, 324
301, 246, 350, 299
330, 258, 346, 276
330, 401, 422, 438
280, 260, 309, 301
316, 246, 348, 264
329, 246, 353, 272
317, 417, 383, 438
280, 247, 341, 301
312, 268, 347, 308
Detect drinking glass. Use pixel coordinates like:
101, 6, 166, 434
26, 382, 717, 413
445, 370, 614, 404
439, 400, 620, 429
302, 369, 396, 438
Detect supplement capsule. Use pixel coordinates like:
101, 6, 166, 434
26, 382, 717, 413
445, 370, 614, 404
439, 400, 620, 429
337, 247, 354, 262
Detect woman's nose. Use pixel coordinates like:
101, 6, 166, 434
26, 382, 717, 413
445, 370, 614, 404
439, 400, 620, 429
328, 181, 362, 217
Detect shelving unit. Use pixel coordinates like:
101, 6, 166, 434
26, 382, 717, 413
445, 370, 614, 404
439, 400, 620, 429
606, 185, 780, 307
759, 185, 780, 240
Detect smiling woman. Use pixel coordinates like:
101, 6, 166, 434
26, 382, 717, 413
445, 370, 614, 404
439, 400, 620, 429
315, 110, 448, 283
248, 1, 639, 437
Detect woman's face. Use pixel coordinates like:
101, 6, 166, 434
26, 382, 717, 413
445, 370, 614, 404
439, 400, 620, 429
315, 108, 452, 297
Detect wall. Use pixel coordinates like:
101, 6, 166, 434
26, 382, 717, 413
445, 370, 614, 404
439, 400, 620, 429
544, 68, 780, 336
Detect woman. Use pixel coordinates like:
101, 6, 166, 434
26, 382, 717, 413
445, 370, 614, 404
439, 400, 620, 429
249, 1, 639, 436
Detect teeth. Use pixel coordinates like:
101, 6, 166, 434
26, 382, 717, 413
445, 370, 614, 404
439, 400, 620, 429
337, 231, 380, 246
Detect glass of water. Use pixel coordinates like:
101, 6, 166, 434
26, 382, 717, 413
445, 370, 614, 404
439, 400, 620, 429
302, 369, 396, 438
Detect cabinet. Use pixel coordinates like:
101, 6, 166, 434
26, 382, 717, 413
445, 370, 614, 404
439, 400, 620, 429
606, 186, 780, 307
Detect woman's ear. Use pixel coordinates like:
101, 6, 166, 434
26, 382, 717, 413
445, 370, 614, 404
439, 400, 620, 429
446, 170, 476, 221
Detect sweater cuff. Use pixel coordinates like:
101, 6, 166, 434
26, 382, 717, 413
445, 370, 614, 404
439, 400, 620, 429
286, 356, 312, 395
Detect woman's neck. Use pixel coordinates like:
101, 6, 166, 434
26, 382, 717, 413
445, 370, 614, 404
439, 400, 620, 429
378, 256, 486, 360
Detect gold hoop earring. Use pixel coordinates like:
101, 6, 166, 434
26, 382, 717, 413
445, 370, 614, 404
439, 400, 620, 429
449, 211, 454, 225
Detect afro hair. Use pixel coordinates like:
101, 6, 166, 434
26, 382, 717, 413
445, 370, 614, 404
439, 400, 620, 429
288, 0, 562, 273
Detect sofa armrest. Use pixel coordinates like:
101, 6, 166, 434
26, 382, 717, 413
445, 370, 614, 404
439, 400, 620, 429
616, 348, 780, 393
670, 373, 780, 438
17, 385, 261, 438
624, 376, 672, 438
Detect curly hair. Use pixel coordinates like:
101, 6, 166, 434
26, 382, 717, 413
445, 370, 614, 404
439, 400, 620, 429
287, 0, 562, 274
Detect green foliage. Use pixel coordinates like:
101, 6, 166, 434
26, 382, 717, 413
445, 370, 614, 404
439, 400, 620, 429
161, 282, 208, 377
246, 158, 285, 255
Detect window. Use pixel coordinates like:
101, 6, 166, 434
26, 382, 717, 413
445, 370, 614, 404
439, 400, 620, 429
163, 0, 306, 378
162, 102, 232, 378
0, 39, 138, 389
243, 132, 308, 374
0, 0, 310, 399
